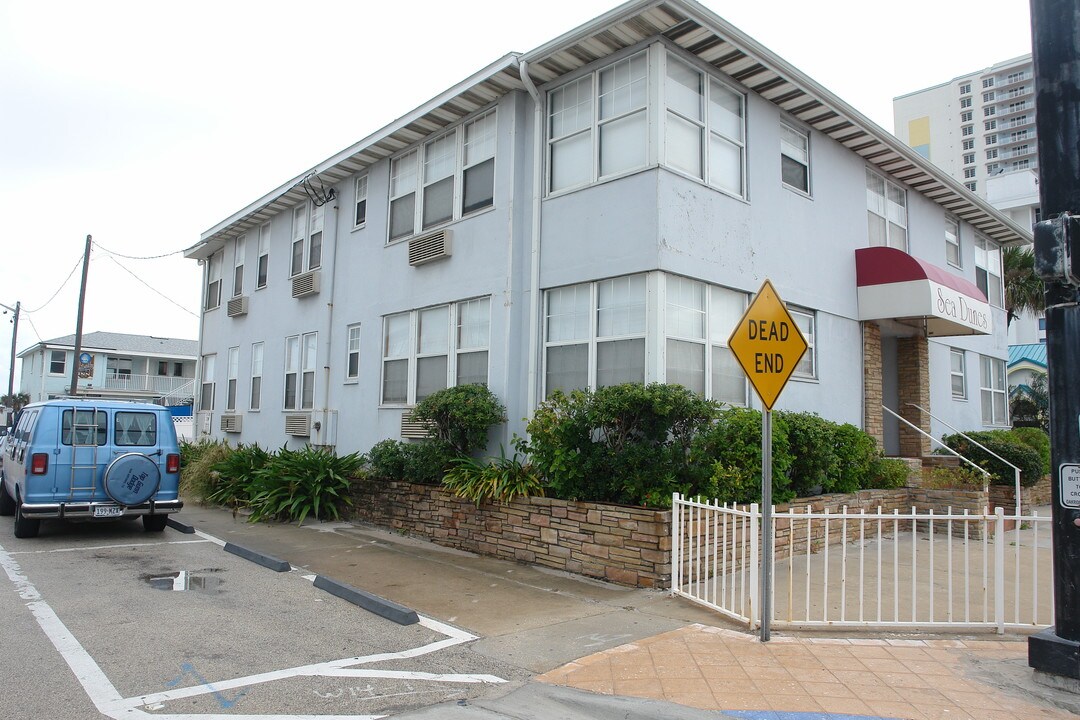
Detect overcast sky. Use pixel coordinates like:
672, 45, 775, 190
0, 0, 1033, 389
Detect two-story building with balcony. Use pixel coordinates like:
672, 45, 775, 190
18, 331, 197, 409
186, 0, 1030, 461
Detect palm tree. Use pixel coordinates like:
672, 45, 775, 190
1, 393, 29, 414
1002, 245, 1044, 327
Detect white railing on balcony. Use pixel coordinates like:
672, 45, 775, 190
99, 373, 195, 396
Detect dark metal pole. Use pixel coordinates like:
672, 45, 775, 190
7, 301, 18, 399
1028, 0, 1080, 684
68, 235, 92, 398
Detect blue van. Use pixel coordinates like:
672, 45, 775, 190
0, 399, 183, 538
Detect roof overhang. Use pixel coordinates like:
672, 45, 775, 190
856, 247, 993, 337
189, 0, 1033, 260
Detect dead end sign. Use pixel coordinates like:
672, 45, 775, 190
728, 279, 808, 410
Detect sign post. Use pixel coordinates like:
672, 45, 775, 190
728, 279, 807, 642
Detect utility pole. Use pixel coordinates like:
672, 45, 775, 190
1028, 0, 1080, 688
2, 300, 18, 399
68, 235, 92, 398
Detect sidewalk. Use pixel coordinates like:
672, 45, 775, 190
174, 505, 1080, 719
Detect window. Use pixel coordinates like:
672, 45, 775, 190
961, 125, 973, 137
980, 355, 1008, 425
1008, 101, 1029, 113
174, 362, 184, 376
987, 163, 1000, 174
106, 356, 132, 379
780, 123, 810, 193
232, 235, 245, 297
960, 97, 972, 109
157, 361, 168, 376
960, 111, 972, 123
49, 350, 66, 375
381, 298, 490, 405
388, 110, 496, 240
982, 78, 995, 88
61, 410, 107, 446
962, 139, 975, 151
256, 222, 270, 289
986, 135, 998, 145
200, 354, 215, 411
249, 342, 263, 411
790, 309, 816, 379
984, 106, 996, 118
1010, 130, 1029, 142
115, 412, 156, 447
985, 120, 997, 131
1007, 71, 1025, 83
284, 332, 316, 410
226, 346, 239, 411
965, 181, 977, 191
982, 91, 995, 103
945, 217, 961, 268
963, 153, 975, 165
866, 169, 908, 251
963, 168, 976, 179
354, 175, 368, 227
959, 82, 971, 95
975, 235, 1003, 307
986, 148, 998, 160
291, 203, 323, 276
346, 324, 361, 381
950, 348, 967, 399
205, 251, 222, 310
1012, 159, 1031, 171
709, 286, 748, 404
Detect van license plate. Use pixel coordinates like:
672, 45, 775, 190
93, 506, 124, 518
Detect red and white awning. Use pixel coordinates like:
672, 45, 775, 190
855, 247, 993, 336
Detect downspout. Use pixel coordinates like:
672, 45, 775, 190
520, 60, 544, 414
194, 258, 206, 434
316, 191, 341, 446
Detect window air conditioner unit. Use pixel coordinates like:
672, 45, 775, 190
291, 270, 321, 298
400, 410, 433, 440
408, 229, 452, 266
220, 414, 242, 433
285, 413, 311, 437
226, 295, 249, 317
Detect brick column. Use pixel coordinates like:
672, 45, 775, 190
897, 336, 931, 457
862, 322, 883, 449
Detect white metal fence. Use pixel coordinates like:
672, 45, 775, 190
671, 493, 1054, 633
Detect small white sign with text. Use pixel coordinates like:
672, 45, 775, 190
1061, 464, 1080, 509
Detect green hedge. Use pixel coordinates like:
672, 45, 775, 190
940, 430, 1043, 487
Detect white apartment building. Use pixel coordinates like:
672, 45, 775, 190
187, 0, 1031, 461
893, 54, 1039, 229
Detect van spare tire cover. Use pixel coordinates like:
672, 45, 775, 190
104, 453, 161, 506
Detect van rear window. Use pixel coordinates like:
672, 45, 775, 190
62, 410, 108, 446
115, 412, 157, 447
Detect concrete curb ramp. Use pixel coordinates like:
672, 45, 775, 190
223, 542, 291, 572
313, 575, 420, 625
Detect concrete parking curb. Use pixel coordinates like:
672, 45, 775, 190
223, 542, 291, 572
313, 575, 420, 625
166, 518, 196, 534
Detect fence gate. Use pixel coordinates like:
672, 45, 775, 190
671, 493, 1054, 633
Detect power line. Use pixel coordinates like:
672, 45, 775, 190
93, 240, 186, 260
22, 253, 85, 314
105, 255, 199, 318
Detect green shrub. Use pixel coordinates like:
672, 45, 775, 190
524, 383, 720, 507
411, 385, 506, 455
207, 443, 270, 509
940, 431, 1043, 487
179, 438, 223, 474
920, 466, 986, 490
401, 440, 456, 484
690, 407, 794, 504
179, 440, 232, 501
868, 458, 911, 489
779, 412, 837, 496
246, 446, 364, 525
442, 444, 544, 506
367, 439, 408, 480
1009, 427, 1050, 476
831, 423, 881, 493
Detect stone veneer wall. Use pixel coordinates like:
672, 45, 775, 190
988, 474, 1052, 511
896, 336, 931, 456
350, 480, 1010, 589
350, 479, 671, 588
862, 322, 884, 448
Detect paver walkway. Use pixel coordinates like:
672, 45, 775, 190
538, 625, 1077, 719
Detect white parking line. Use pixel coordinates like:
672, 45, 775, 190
0, 539, 505, 720
7, 539, 213, 555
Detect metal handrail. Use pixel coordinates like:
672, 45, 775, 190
880, 405, 991, 492
906, 402, 1023, 517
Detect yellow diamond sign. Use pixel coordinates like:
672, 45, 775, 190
728, 279, 808, 411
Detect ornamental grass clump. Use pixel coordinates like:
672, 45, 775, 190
245, 446, 364, 525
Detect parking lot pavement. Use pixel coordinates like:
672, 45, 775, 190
0, 518, 529, 719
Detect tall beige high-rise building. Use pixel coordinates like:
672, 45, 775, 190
893, 54, 1039, 231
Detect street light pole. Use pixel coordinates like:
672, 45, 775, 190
68, 235, 92, 398
0, 300, 19, 399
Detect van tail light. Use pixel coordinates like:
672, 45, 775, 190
31, 453, 49, 475
166, 454, 180, 474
